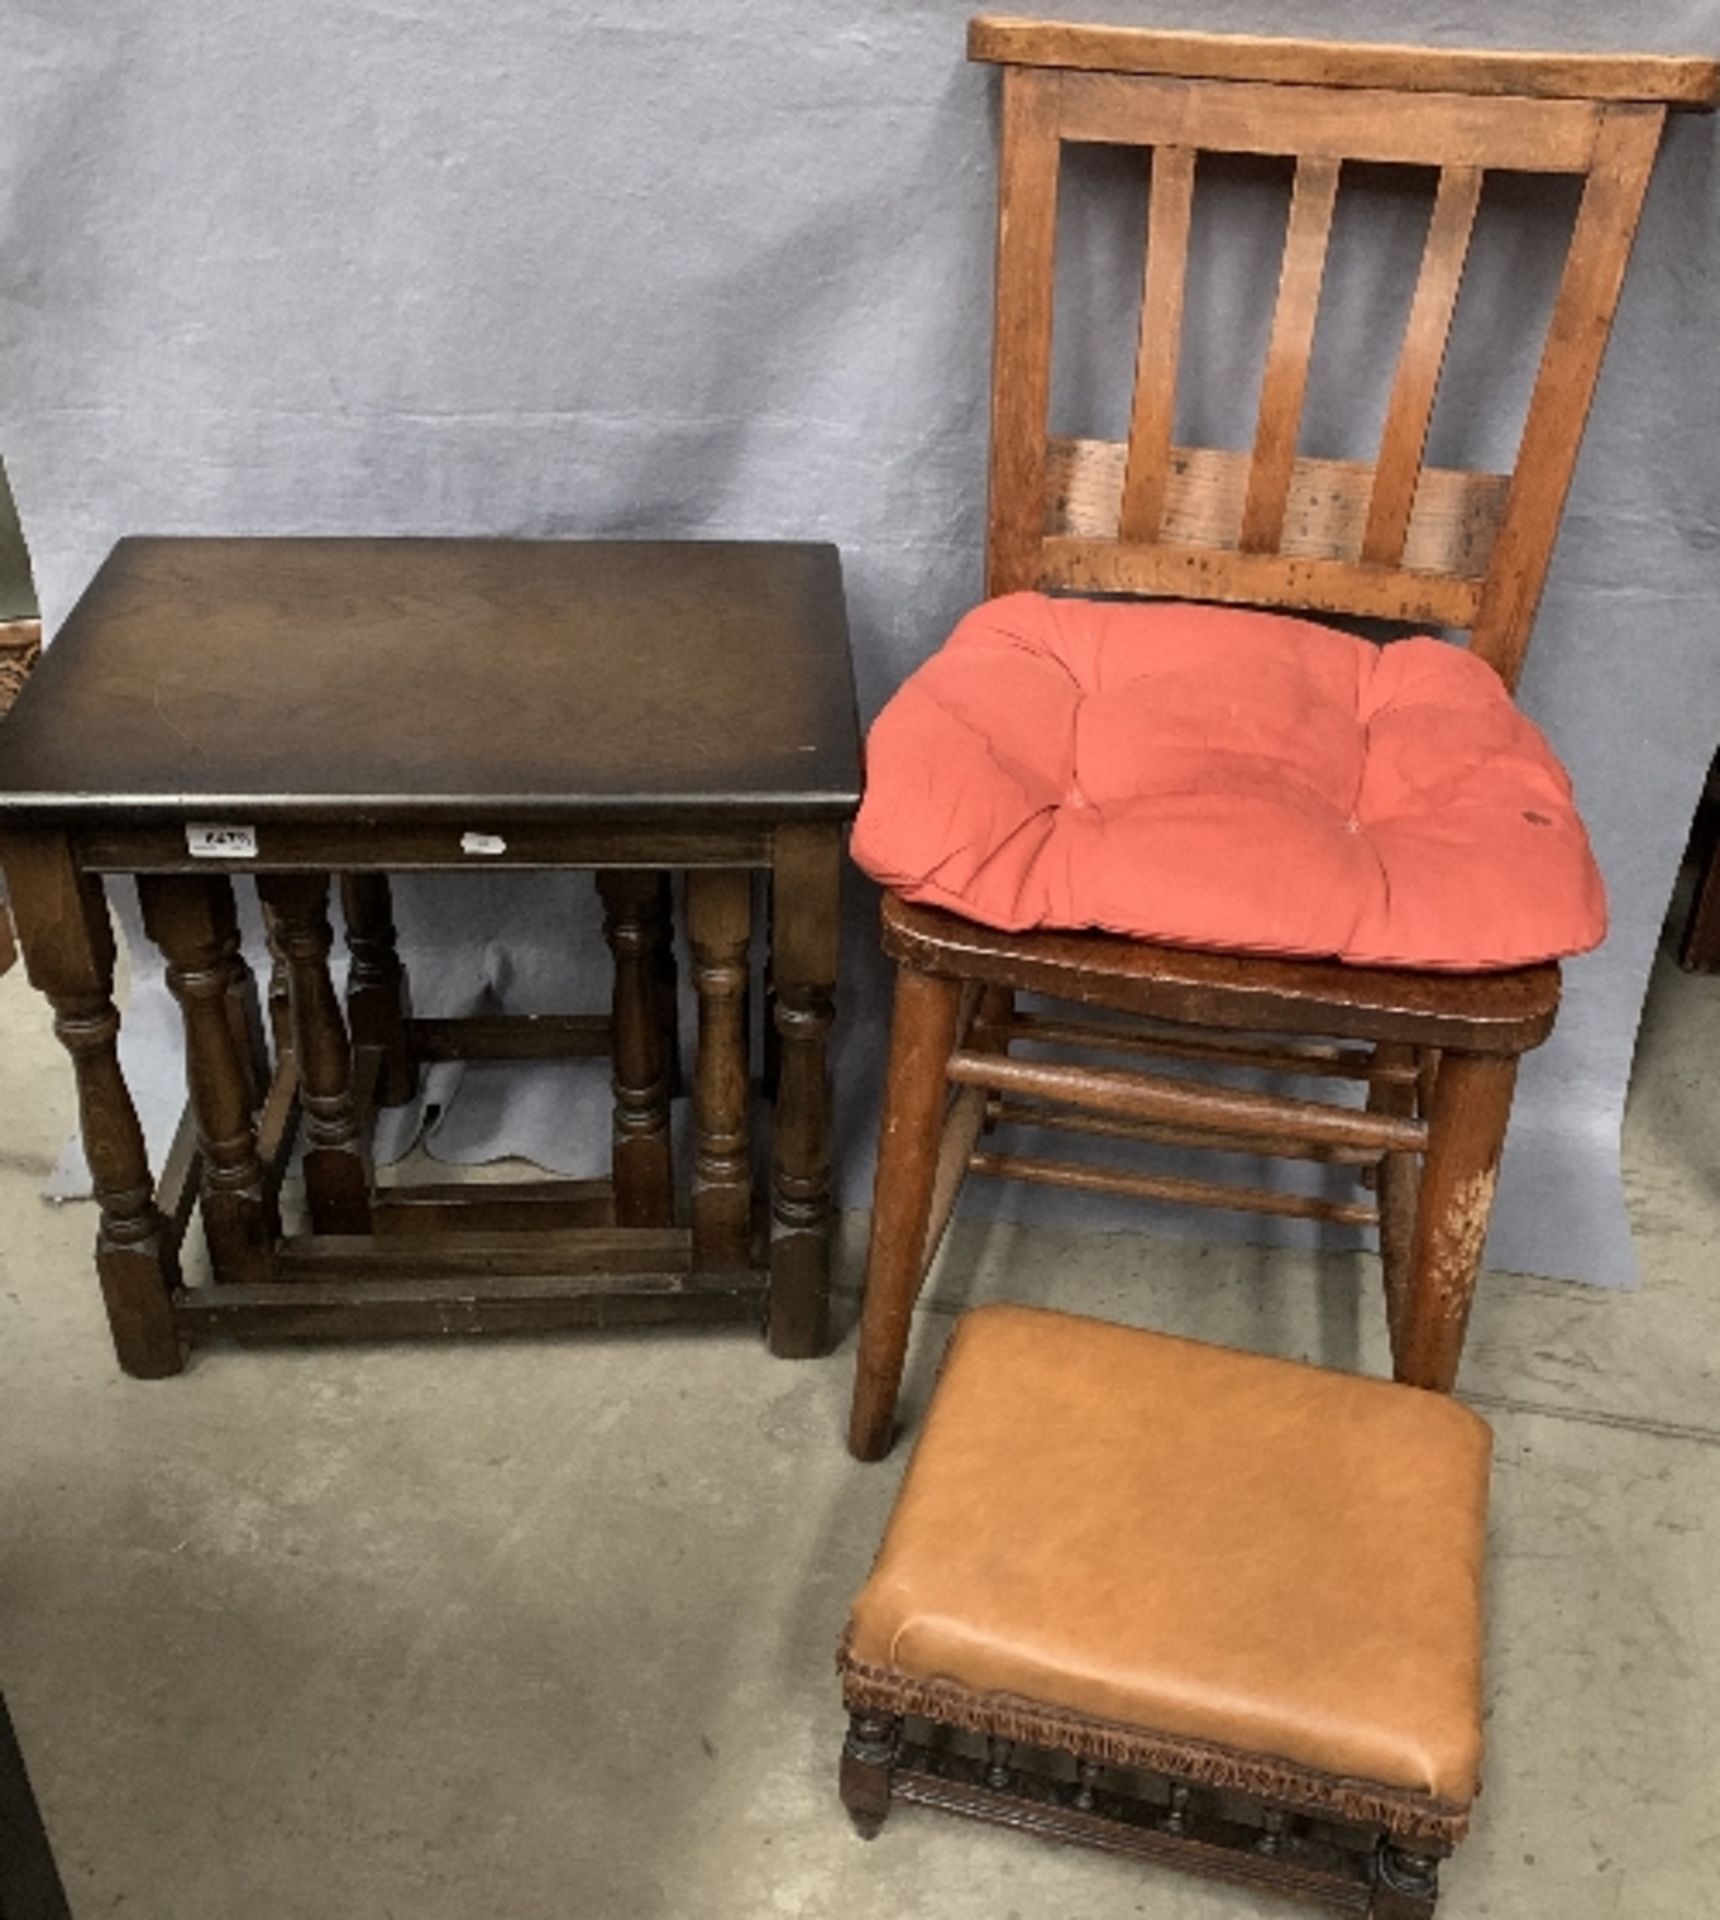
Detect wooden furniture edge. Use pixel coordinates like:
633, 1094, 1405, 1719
966, 16, 1720, 109
0, 617, 41, 717
0, 619, 41, 972
0, 1691, 74, 1920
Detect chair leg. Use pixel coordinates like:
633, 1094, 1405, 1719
1393, 1050, 1518, 1393
916, 984, 1012, 1269
848, 964, 963, 1461
1369, 1043, 1421, 1350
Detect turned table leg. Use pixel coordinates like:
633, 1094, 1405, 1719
138, 874, 279, 1285
761, 875, 782, 1102
1393, 1050, 1519, 1394
211, 878, 271, 1113
257, 872, 372, 1236
0, 829, 182, 1377
688, 868, 753, 1270
655, 871, 684, 1100
597, 870, 675, 1229
261, 903, 293, 1062
767, 826, 841, 1359
340, 872, 416, 1108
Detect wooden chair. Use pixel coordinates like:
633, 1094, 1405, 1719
848, 18, 1719, 1460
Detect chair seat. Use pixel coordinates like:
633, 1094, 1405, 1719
846, 1304, 1492, 1810
852, 594, 1606, 971
882, 890, 1562, 1052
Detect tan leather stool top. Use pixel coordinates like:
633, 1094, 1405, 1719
847, 1304, 1491, 1810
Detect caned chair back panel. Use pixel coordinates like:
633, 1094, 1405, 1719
973, 19, 1719, 688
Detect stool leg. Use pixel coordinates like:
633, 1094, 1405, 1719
597, 870, 675, 1229
688, 869, 752, 1268
1393, 1050, 1518, 1393
138, 874, 278, 1285
1, 829, 182, 1377
1372, 1841, 1440, 1917
258, 872, 372, 1236
340, 873, 417, 1108
839, 1711, 898, 1839
848, 963, 963, 1461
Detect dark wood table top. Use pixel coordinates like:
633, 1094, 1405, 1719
0, 538, 861, 822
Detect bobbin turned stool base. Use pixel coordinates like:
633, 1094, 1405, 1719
837, 1306, 1493, 1916
837, 1702, 1444, 1915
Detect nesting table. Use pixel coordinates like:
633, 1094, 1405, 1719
0, 538, 860, 1377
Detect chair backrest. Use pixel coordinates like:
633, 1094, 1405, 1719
971, 16, 1718, 689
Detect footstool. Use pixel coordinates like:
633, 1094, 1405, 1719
837, 1305, 1493, 1916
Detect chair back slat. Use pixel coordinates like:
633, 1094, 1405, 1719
1240, 155, 1341, 553
1362, 165, 1484, 568
972, 19, 1706, 688
1468, 105, 1665, 683
1118, 146, 1195, 544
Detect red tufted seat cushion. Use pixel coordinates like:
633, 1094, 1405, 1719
851, 594, 1606, 971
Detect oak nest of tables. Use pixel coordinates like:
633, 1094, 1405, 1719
0, 537, 861, 1378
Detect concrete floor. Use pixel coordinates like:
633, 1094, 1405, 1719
0, 927, 1716, 1920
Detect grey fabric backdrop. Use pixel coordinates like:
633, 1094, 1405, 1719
3, 1, 1715, 1283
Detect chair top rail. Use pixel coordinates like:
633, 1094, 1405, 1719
968, 16, 1720, 110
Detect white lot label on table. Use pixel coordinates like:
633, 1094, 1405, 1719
186, 823, 258, 858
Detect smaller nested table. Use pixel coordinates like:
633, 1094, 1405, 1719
0, 538, 860, 1377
